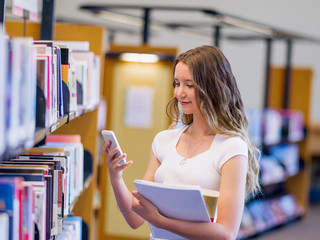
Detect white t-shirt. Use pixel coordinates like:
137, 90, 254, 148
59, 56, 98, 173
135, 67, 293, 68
152, 125, 248, 191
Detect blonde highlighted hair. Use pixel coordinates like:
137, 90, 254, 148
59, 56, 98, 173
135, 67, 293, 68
167, 45, 260, 197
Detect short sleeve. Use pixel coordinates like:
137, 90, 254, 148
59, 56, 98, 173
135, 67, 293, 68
151, 127, 185, 163
152, 132, 161, 161
151, 130, 171, 163
216, 135, 248, 171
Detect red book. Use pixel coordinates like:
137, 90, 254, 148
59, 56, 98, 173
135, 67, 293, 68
46, 134, 81, 143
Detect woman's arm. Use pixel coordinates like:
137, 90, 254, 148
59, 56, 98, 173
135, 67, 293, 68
132, 155, 248, 240
104, 142, 160, 229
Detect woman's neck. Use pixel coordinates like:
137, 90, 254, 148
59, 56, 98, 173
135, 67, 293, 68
189, 113, 214, 137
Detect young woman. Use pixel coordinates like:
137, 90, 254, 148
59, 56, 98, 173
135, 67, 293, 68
104, 45, 260, 240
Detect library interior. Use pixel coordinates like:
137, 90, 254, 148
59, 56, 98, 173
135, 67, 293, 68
1, 0, 320, 240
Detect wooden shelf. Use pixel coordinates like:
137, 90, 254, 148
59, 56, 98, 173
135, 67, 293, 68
4, 20, 106, 240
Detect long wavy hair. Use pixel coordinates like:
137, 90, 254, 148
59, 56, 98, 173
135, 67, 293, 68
166, 45, 260, 197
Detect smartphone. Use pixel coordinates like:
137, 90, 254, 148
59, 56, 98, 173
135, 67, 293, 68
101, 130, 126, 165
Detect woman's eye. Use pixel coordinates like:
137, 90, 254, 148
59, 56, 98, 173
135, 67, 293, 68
175, 82, 180, 87
187, 85, 194, 88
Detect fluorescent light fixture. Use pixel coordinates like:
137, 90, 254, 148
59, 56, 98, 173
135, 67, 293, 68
96, 10, 208, 40
120, 53, 159, 63
218, 15, 273, 36
97, 11, 143, 27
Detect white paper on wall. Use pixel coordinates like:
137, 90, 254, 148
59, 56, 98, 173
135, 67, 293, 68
124, 86, 154, 129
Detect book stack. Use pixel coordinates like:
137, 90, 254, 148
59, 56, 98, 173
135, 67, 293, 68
0, 28, 101, 159
246, 108, 305, 147
54, 41, 101, 111
0, 33, 37, 154
238, 194, 303, 239
242, 107, 306, 239
0, 134, 86, 240
260, 143, 300, 186
34, 40, 101, 127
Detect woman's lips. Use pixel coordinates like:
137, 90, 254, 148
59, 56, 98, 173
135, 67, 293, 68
179, 101, 190, 105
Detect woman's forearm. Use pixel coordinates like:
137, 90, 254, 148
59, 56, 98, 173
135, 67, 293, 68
111, 176, 145, 229
154, 216, 235, 240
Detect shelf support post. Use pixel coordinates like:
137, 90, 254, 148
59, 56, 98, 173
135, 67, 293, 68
0, 0, 5, 30
283, 39, 293, 109
142, 8, 150, 44
214, 25, 221, 48
264, 37, 273, 109
40, 0, 55, 40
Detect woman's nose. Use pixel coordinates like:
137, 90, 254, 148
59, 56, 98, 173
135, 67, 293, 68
175, 86, 186, 98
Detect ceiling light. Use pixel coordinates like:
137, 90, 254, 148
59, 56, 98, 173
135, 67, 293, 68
120, 53, 159, 63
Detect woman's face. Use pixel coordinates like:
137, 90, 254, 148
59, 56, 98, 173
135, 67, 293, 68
174, 62, 198, 115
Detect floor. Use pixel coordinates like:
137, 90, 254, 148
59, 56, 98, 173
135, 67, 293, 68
256, 203, 320, 240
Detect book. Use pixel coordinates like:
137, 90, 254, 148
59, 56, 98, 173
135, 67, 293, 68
44, 135, 84, 202
21, 182, 34, 240
63, 216, 82, 240
0, 28, 7, 156
53, 45, 64, 120
134, 180, 219, 240
0, 177, 24, 240
23, 147, 66, 156
17, 153, 70, 216
0, 166, 53, 239
0, 211, 10, 240
8, 38, 35, 149
32, 182, 47, 240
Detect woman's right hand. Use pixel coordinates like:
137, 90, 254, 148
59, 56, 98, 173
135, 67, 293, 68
103, 141, 132, 183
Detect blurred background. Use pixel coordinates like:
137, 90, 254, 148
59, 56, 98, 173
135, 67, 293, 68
2, 0, 320, 240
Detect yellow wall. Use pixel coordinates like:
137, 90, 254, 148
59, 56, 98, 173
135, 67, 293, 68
99, 45, 177, 240
105, 61, 173, 238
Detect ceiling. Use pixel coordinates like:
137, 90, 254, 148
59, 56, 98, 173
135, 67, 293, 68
4, 0, 320, 46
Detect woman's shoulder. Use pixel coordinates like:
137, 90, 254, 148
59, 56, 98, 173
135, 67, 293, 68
155, 125, 187, 140
216, 133, 247, 148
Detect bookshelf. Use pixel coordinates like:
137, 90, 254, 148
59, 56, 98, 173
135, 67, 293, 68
268, 66, 313, 209
238, 66, 313, 239
3, 20, 106, 240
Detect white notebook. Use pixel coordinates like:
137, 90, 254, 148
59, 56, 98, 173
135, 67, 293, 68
134, 179, 218, 239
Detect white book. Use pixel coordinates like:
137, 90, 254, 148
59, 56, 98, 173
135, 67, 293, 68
8, 38, 24, 149
75, 61, 88, 107
68, 50, 78, 113
32, 182, 47, 240
93, 55, 101, 107
0, 28, 7, 155
43, 141, 84, 205
73, 52, 94, 108
0, 212, 9, 240
134, 180, 219, 240
34, 42, 55, 127
53, 41, 90, 52
63, 216, 82, 240
23, 39, 37, 150
35, 45, 53, 128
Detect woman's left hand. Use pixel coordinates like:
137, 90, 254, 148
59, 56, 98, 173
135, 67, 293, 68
131, 190, 163, 227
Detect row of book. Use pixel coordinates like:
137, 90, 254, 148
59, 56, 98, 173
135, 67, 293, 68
246, 108, 304, 146
260, 144, 300, 186
0, 134, 85, 240
238, 194, 303, 239
0, 26, 101, 158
